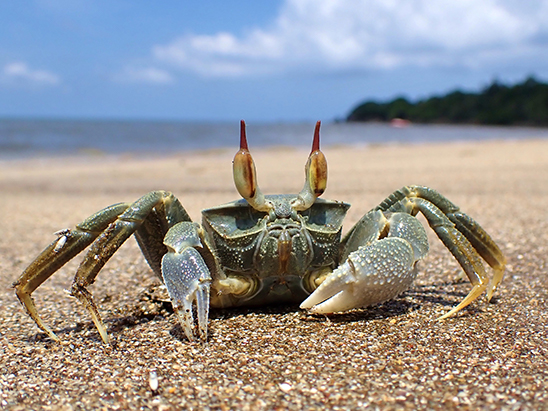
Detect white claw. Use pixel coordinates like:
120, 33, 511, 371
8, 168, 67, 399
161, 247, 211, 341
300, 237, 418, 314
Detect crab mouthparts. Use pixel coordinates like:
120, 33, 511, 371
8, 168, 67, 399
265, 222, 302, 275
278, 229, 292, 274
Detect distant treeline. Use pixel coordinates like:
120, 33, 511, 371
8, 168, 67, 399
347, 77, 548, 126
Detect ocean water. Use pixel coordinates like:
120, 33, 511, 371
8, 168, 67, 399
1, 118, 548, 159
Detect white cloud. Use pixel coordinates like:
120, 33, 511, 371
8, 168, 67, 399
151, 0, 548, 77
1, 62, 60, 85
118, 67, 175, 84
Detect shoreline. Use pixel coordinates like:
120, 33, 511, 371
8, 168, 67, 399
2, 133, 547, 163
3, 119, 548, 162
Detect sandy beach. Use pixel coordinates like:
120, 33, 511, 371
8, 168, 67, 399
1, 138, 547, 410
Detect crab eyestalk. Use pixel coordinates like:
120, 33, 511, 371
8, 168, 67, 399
292, 121, 328, 211
233, 120, 272, 212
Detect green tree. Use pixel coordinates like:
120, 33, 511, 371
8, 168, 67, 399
347, 77, 548, 126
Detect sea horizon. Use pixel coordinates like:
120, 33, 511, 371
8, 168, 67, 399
2, 117, 548, 160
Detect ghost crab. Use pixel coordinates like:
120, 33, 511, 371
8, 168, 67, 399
14, 121, 506, 344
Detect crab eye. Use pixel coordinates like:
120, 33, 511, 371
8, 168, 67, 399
292, 121, 328, 211
307, 121, 328, 196
233, 120, 257, 200
233, 120, 272, 212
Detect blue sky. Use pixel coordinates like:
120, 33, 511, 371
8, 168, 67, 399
1, 0, 547, 122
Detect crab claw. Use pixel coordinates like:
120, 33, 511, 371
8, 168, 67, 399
161, 222, 212, 342
300, 237, 418, 313
162, 248, 211, 342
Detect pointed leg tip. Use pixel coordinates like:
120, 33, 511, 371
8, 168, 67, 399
486, 268, 504, 302
95, 326, 110, 345
486, 287, 495, 303
34, 322, 61, 344
47, 331, 61, 343
436, 311, 453, 321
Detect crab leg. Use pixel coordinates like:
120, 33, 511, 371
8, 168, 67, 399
375, 186, 505, 317
405, 197, 492, 317
68, 191, 190, 344
377, 186, 506, 280
376, 185, 506, 302
14, 191, 192, 344
13, 203, 131, 342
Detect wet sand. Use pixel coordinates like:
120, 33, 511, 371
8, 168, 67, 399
1, 138, 547, 410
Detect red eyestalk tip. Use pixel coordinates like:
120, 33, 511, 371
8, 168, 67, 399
311, 121, 321, 153
240, 120, 249, 151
